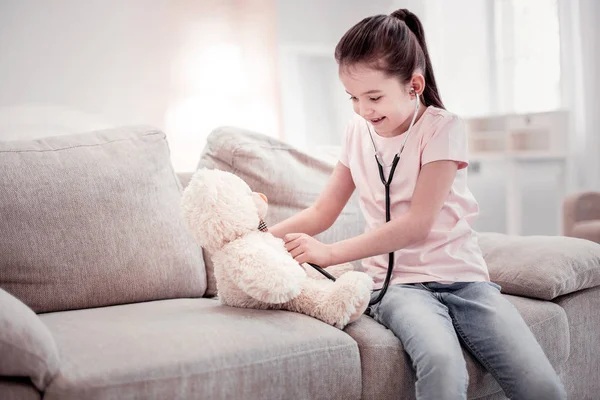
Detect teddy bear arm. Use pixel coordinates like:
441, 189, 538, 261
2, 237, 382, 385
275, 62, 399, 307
221, 237, 307, 304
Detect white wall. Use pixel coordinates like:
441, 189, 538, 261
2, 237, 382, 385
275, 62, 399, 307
420, 0, 494, 117
276, 0, 414, 46
0, 0, 280, 172
0, 0, 176, 138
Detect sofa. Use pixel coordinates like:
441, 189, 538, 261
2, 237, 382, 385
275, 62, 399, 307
1, 125, 599, 400
564, 191, 600, 244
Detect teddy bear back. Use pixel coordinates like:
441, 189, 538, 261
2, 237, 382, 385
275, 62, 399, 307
181, 169, 261, 254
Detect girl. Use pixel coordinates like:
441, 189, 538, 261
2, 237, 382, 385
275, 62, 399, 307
270, 8, 566, 400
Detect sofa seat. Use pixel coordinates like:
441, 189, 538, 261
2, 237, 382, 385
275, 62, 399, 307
344, 294, 570, 399
0, 379, 41, 400
38, 298, 362, 400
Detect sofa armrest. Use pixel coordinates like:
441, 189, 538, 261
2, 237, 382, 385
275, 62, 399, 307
477, 232, 600, 300
563, 191, 600, 236
0, 289, 59, 390
571, 220, 600, 244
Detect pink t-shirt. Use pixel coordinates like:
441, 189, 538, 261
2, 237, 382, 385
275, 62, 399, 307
339, 106, 490, 289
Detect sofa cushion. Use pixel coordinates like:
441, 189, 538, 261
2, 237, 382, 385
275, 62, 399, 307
198, 126, 364, 239
344, 294, 569, 399
478, 232, 600, 300
39, 298, 362, 400
0, 379, 41, 400
197, 127, 364, 296
0, 289, 59, 390
0, 126, 206, 312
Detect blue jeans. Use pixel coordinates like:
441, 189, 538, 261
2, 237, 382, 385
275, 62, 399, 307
368, 282, 566, 400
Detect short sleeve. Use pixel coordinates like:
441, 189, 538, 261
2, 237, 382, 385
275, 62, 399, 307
338, 119, 354, 167
421, 116, 468, 170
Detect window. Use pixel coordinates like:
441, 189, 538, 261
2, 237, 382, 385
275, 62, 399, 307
493, 0, 562, 114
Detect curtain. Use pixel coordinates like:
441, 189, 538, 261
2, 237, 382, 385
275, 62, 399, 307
559, 0, 600, 191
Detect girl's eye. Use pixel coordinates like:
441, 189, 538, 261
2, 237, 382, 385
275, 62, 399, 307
370, 96, 382, 102
349, 96, 358, 101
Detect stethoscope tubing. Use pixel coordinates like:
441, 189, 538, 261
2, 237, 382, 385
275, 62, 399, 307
307, 94, 422, 310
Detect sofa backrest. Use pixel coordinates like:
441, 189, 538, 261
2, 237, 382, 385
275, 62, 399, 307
0, 126, 207, 313
196, 126, 365, 238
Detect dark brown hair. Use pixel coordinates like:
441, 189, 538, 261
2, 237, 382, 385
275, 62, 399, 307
334, 9, 444, 109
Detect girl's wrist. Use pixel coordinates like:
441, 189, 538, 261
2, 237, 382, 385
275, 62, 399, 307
328, 242, 343, 266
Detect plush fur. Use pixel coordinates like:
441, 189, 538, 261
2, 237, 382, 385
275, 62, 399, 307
181, 168, 373, 329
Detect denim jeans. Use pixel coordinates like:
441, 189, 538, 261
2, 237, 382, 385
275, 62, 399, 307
368, 282, 566, 400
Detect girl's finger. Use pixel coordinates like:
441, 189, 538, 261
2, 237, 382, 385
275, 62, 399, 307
285, 239, 301, 252
289, 247, 304, 259
294, 253, 307, 264
283, 233, 300, 244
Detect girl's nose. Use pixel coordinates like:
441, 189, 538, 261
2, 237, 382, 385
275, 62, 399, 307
359, 103, 372, 118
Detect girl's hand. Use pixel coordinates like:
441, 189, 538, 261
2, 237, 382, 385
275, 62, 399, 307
284, 233, 333, 267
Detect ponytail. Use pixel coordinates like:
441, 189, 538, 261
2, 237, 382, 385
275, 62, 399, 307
335, 8, 445, 109
390, 9, 444, 109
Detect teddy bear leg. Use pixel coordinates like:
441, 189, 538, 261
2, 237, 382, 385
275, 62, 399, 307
325, 271, 373, 327
284, 271, 373, 329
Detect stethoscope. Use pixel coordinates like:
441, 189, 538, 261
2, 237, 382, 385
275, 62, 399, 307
309, 90, 422, 308
367, 91, 420, 306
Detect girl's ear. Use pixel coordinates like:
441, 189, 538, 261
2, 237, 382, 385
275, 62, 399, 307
410, 73, 426, 96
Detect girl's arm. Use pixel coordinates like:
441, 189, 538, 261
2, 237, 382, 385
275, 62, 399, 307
329, 160, 458, 265
269, 162, 355, 239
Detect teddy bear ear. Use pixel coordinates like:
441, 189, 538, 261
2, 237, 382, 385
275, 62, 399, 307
181, 169, 219, 243
183, 169, 218, 206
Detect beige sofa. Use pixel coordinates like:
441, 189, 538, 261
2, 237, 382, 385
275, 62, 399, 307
1, 126, 599, 400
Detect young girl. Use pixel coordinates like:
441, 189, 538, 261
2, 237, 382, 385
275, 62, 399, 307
270, 8, 566, 400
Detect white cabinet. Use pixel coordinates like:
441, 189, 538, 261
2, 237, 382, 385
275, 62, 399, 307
466, 110, 569, 235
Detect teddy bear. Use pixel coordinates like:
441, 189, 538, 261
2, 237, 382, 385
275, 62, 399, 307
181, 168, 373, 329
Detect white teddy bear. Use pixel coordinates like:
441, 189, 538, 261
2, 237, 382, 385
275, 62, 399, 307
181, 168, 373, 329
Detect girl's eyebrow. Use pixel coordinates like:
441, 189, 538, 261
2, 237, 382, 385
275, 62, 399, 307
345, 89, 383, 96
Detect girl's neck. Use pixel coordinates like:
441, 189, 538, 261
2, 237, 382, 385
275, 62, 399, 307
388, 100, 428, 138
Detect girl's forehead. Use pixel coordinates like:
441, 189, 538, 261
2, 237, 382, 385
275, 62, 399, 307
339, 65, 398, 91
340, 64, 385, 81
